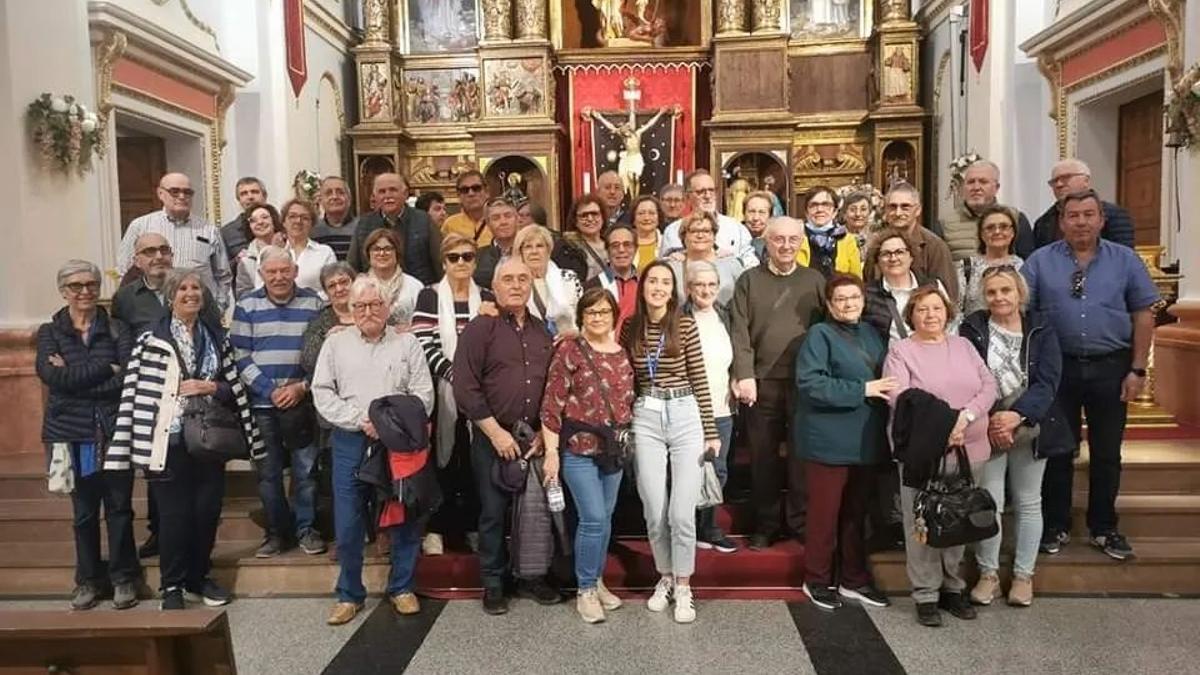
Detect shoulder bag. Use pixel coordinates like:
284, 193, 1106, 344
575, 338, 635, 474
912, 445, 998, 548
168, 336, 249, 463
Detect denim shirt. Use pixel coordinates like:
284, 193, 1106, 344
1021, 240, 1159, 356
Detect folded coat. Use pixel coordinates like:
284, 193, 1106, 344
366, 394, 442, 526
891, 388, 959, 488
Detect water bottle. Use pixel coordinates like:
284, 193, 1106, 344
546, 478, 566, 513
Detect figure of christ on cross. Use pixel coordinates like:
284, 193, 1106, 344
583, 91, 681, 199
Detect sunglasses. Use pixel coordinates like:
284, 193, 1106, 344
1071, 269, 1085, 298
457, 184, 485, 194
576, 210, 603, 220
445, 252, 477, 264
162, 187, 195, 198
137, 245, 174, 257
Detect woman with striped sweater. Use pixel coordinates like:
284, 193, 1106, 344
106, 268, 263, 611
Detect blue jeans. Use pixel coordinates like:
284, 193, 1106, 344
254, 409, 319, 539
331, 429, 421, 603
696, 415, 733, 540
560, 452, 622, 590
976, 440, 1046, 577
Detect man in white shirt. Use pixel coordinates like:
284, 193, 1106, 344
660, 169, 759, 269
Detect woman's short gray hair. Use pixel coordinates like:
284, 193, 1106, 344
319, 261, 356, 290
161, 268, 205, 308
349, 274, 393, 307
685, 259, 720, 287
56, 259, 101, 289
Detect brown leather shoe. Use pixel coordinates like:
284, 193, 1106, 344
390, 592, 420, 615
326, 601, 363, 625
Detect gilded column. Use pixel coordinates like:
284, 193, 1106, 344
514, 0, 547, 40
362, 0, 389, 44
482, 0, 513, 42
716, 0, 748, 35
880, 0, 911, 24
751, 0, 783, 33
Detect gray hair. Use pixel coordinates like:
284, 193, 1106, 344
685, 259, 720, 287
493, 256, 532, 286
658, 183, 684, 198
349, 274, 393, 307
319, 261, 356, 290
513, 225, 554, 256
885, 181, 921, 205
763, 216, 802, 239
965, 159, 1000, 180
161, 268, 205, 308
1051, 158, 1091, 178
257, 245, 293, 267
56, 259, 101, 289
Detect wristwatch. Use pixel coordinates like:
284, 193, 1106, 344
1130, 367, 1147, 378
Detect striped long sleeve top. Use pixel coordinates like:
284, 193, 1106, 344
620, 315, 718, 441
230, 287, 325, 407
410, 286, 495, 382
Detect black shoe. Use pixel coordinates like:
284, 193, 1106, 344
160, 587, 186, 611
482, 587, 508, 615
517, 578, 562, 605
838, 584, 891, 608
1091, 531, 1135, 561
938, 592, 977, 620
256, 535, 284, 559
748, 533, 771, 550
802, 583, 841, 611
1039, 530, 1069, 555
697, 534, 739, 553
916, 602, 942, 627
138, 533, 159, 559
185, 579, 233, 607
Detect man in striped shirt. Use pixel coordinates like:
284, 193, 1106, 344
231, 246, 326, 559
117, 172, 233, 312
313, 176, 358, 261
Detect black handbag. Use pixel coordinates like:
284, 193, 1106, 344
181, 397, 250, 463
574, 338, 634, 474
912, 445, 999, 548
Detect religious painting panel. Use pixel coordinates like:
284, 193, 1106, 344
720, 151, 789, 220
879, 43, 915, 105
483, 155, 547, 206
403, 68, 481, 124
359, 61, 394, 122
407, 0, 480, 53
789, 53, 869, 113
482, 58, 548, 117
789, 0, 871, 41
560, 0, 704, 49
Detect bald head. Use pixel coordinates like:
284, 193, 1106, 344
1048, 158, 1092, 200
372, 173, 409, 217
492, 257, 533, 315
157, 172, 194, 220
133, 231, 174, 280
764, 217, 803, 273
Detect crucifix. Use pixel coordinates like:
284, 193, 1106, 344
583, 77, 681, 198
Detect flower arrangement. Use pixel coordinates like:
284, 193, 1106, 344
293, 169, 322, 201
27, 94, 104, 175
1164, 63, 1200, 148
947, 151, 983, 200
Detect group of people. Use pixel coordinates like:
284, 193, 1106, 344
37, 155, 1158, 629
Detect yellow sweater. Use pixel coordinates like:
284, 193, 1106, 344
797, 234, 862, 278
442, 211, 492, 247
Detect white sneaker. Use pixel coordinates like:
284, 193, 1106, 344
673, 585, 696, 623
421, 533, 444, 556
646, 576, 673, 612
577, 589, 606, 624
596, 579, 623, 611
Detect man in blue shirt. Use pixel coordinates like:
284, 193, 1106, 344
1022, 189, 1159, 561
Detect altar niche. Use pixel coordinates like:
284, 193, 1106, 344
721, 151, 789, 219
561, 0, 706, 49
484, 155, 547, 208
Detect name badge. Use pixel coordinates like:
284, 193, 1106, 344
642, 397, 663, 412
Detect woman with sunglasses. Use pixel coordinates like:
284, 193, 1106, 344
411, 233, 495, 555
958, 205, 1024, 315
564, 194, 610, 283
363, 228, 423, 329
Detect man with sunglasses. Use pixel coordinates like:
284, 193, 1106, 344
1021, 189, 1159, 561
348, 173, 443, 285
118, 172, 233, 312
442, 170, 492, 246
660, 169, 759, 269
1031, 159, 1135, 251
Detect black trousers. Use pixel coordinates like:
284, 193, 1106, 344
742, 379, 806, 538
150, 441, 226, 592
71, 466, 139, 586
470, 430, 512, 592
1043, 350, 1131, 536
429, 417, 479, 537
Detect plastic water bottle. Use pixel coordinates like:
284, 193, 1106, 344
546, 479, 566, 512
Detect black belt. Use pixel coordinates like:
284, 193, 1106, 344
1063, 348, 1130, 363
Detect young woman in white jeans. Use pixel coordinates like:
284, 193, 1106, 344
619, 261, 721, 624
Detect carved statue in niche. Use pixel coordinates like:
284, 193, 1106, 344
881, 0, 910, 23
726, 174, 751, 221
361, 62, 392, 121
882, 45, 912, 102
502, 171, 528, 203
717, 0, 748, 34
592, 0, 668, 47
585, 105, 680, 198
882, 141, 915, 188
363, 0, 389, 42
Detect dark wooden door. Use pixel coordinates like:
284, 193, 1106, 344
1117, 90, 1163, 246
116, 136, 166, 233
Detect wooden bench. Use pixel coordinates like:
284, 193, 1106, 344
0, 609, 236, 674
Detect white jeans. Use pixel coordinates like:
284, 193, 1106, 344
974, 439, 1046, 577
633, 395, 705, 578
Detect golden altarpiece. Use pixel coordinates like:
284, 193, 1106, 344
349, 0, 926, 225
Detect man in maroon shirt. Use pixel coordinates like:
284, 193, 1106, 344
453, 258, 558, 615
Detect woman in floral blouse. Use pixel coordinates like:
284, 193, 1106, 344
541, 287, 635, 625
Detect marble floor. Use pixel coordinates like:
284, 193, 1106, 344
3, 595, 1198, 674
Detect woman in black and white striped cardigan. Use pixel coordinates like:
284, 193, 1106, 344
106, 269, 263, 610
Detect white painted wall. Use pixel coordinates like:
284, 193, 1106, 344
1172, 0, 1199, 299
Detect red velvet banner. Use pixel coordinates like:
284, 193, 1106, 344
284, 0, 308, 97
568, 66, 695, 196
969, 0, 989, 73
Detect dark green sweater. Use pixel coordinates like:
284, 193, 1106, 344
730, 264, 825, 380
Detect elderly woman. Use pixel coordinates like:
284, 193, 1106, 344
281, 199, 337, 297
362, 228, 423, 329
410, 234, 495, 556
540, 288, 635, 624
839, 191, 874, 263
620, 261, 721, 624
960, 266, 1067, 607
313, 275, 435, 625
106, 268, 263, 611
235, 203, 284, 299
682, 260, 737, 553
515, 225, 582, 336
565, 194, 610, 283
863, 228, 952, 343
300, 262, 357, 377
668, 212, 743, 308
36, 260, 138, 611
793, 274, 895, 611
798, 185, 862, 279
631, 195, 665, 272
883, 285, 997, 628
957, 205, 1025, 315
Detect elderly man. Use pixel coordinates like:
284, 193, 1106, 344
219, 177, 269, 265
744, 191, 773, 263
1022, 189, 1159, 561
658, 183, 687, 222
596, 170, 631, 226
313, 275, 434, 625
1032, 159, 1136, 250
865, 182, 960, 302
118, 172, 232, 312
585, 223, 638, 334
312, 176, 357, 261
661, 169, 759, 269
730, 217, 826, 549
113, 232, 222, 334
348, 173, 443, 284
442, 170, 492, 246
231, 246, 326, 559
935, 160, 1035, 261
454, 258, 558, 614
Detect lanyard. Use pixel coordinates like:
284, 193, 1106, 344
646, 331, 666, 384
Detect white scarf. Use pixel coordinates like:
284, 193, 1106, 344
529, 261, 574, 327
435, 276, 482, 467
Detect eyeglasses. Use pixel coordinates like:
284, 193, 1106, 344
369, 246, 396, 254
576, 210, 603, 220
445, 252, 477, 264
63, 281, 100, 294
137, 245, 173, 257
457, 184, 485, 194
1048, 172, 1085, 187
162, 187, 195, 198
583, 307, 613, 317
351, 300, 386, 312
1071, 269, 1085, 298
687, 228, 715, 236
886, 203, 917, 212
325, 277, 352, 290
830, 294, 863, 305
983, 223, 1013, 233
286, 213, 313, 222
879, 248, 910, 259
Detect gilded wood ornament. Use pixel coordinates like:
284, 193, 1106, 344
717, 0, 749, 35
363, 0, 389, 43
880, 0, 909, 23
481, 0, 513, 41
514, 0, 548, 39
752, 0, 784, 32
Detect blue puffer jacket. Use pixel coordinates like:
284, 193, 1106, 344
959, 310, 1073, 458
36, 307, 132, 444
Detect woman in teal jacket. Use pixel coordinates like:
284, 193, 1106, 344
793, 274, 898, 611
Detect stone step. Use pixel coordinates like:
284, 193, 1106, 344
0, 455, 261, 501
0, 497, 267, 543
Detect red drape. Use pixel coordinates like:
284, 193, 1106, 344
284, 0, 308, 97
969, 0, 989, 73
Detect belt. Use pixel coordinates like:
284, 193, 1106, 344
1063, 348, 1131, 363
645, 386, 693, 400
